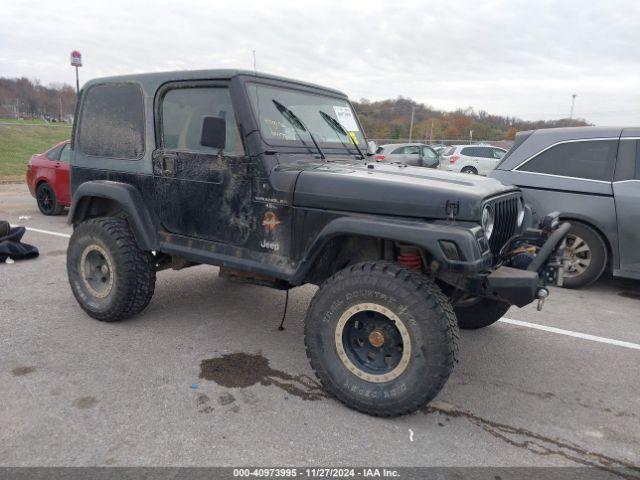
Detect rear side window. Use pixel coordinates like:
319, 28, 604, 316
45, 144, 63, 161
518, 140, 618, 181
78, 83, 145, 159
59, 144, 71, 163
461, 147, 478, 157
443, 146, 456, 156
391, 146, 406, 154
614, 140, 640, 181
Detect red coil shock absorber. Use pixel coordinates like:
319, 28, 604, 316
397, 249, 422, 271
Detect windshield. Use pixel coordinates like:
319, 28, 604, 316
247, 83, 367, 152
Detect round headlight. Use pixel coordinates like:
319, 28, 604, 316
482, 205, 495, 240
516, 198, 525, 227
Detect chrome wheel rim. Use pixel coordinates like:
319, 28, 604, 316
563, 234, 591, 277
80, 244, 114, 298
335, 303, 411, 383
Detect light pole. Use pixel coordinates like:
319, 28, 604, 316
408, 106, 415, 141
569, 93, 577, 121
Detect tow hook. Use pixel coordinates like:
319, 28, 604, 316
536, 287, 549, 311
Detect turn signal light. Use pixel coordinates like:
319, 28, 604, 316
450, 155, 460, 164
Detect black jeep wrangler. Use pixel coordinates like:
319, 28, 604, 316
66, 69, 569, 416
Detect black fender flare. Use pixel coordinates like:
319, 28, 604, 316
67, 180, 158, 250
290, 215, 492, 283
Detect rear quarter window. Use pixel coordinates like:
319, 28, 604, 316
443, 146, 456, 156
77, 83, 145, 159
460, 147, 478, 157
518, 140, 618, 181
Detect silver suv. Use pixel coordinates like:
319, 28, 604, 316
440, 144, 507, 175
374, 143, 439, 167
490, 127, 640, 288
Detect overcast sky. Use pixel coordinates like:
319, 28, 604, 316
2, 0, 638, 125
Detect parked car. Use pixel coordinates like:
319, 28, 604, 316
440, 144, 507, 175
64, 69, 568, 417
373, 143, 439, 167
26, 139, 71, 215
490, 126, 640, 288
429, 143, 448, 155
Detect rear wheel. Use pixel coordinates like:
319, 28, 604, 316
562, 222, 607, 289
305, 261, 459, 417
36, 182, 64, 215
461, 166, 478, 174
67, 217, 156, 321
455, 297, 510, 330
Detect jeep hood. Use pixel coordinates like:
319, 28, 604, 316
293, 162, 518, 221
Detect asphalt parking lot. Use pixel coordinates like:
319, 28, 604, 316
1, 183, 639, 474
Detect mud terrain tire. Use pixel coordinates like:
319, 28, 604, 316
305, 261, 459, 417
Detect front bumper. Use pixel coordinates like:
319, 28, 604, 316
474, 217, 571, 307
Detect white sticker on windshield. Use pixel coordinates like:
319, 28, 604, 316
333, 106, 359, 132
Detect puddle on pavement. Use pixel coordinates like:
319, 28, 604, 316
12, 366, 35, 376
199, 352, 326, 401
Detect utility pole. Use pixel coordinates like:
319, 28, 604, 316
569, 93, 577, 121
59, 96, 63, 121
469, 130, 474, 144
408, 106, 415, 141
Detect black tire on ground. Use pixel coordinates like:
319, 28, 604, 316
66, 217, 156, 321
562, 222, 607, 289
305, 261, 459, 417
36, 182, 64, 215
461, 166, 478, 174
454, 298, 510, 330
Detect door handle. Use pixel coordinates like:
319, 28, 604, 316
162, 154, 178, 175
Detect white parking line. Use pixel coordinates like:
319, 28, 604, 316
500, 317, 640, 351
23, 226, 71, 239
10, 224, 640, 351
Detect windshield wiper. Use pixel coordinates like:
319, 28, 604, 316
319, 110, 365, 160
272, 99, 325, 160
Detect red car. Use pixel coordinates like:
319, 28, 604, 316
26, 140, 71, 215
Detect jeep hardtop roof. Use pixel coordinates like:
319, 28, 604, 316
81, 69, 347, 98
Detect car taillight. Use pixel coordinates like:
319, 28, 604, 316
375, 155, 385, 161
450, 155, 460, 164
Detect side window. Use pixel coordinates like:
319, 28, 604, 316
78, 83, 145, 159
45, 145, 62, 161
59, 144, 72, 163
422, 147, 437, 159
460, 147, 477, 157
519, 140, 618, 181
405, 146, 421, 155
390, 146, 406, 154
492, 148, 506, 159
161, 87, 244, 156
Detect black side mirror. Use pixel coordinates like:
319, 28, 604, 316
200, 116, 226, 149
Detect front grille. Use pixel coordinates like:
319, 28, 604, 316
488, 194, 520, 255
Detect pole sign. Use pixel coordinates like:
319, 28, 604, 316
70, 50, 82, 67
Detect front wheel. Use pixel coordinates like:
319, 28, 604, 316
305, 262, 459, 417
454, 297, 510, 330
